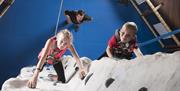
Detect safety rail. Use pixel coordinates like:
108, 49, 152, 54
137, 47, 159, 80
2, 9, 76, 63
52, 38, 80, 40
0, 0, 4, 5
130, 0, 180, 48
0, 0, 15, 18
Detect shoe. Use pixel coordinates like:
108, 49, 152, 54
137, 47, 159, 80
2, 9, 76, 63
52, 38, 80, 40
83, 15, 92, 22
53, 80, 62, 86
74, 25, 79, 32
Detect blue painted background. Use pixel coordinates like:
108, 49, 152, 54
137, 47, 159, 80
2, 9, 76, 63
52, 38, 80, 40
0, 0, 162, 88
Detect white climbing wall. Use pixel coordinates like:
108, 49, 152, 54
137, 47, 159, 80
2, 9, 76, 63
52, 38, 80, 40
1, 51, 180, 91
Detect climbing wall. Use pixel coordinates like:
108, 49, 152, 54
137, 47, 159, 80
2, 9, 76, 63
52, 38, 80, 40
0, 0, 163, 88
2, 51, 180, 91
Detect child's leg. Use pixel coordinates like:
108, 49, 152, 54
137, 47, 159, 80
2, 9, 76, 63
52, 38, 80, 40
68, 24, 80, 32
57, 20, 69, 30
74, 24, 80, 32
67, 24, 79, 32
53, 61, 66, 83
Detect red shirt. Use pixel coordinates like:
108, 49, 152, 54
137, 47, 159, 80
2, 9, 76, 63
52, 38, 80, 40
108, 35, 138, 59
38, 37, 67, 64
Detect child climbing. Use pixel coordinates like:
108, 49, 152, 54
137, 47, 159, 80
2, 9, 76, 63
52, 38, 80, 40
59, 10, 92, 32
98, 22, 143, 60
27, 29, 86, 88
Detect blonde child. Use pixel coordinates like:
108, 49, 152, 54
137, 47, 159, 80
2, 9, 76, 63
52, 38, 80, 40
27, 29, 86, 88
106, 22, 143, 59
98, 22, 143, 60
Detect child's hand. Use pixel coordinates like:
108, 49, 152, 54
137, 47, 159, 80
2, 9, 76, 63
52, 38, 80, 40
79, 68, 87, 80
27, 76, 38, 88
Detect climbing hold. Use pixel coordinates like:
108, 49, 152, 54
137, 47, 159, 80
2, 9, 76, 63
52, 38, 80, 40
64, 65, 68, 69
139, 87, 148, 91
65, 67, 79, 83
84, 73, 93, 85
73, 63, 77, 67
46, 67, 50, 70
75, 67, 79, 71
105, 78, 115, 88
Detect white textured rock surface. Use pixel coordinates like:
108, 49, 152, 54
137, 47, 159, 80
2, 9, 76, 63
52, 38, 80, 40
1, 51, 180, 91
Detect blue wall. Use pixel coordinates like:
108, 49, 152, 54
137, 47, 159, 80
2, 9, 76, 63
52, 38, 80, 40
0, 0, 162, 88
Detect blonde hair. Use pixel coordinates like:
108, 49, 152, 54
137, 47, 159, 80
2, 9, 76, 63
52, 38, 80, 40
122, 22, 138, 34
56, 29, 73, 44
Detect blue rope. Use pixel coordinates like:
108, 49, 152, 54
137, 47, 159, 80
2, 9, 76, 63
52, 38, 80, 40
55, 0, 64, 36
139, 29, 180, 47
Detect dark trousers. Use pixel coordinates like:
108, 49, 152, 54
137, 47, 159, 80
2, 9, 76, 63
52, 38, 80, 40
58, 20, 79, 32
38, 59, 66, 83
53, 61, 66, 83
57, 20, 69, 30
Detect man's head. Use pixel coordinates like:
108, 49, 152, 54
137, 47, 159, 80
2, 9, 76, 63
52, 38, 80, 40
77, 10, 92, 22
119, 22, 138, 43
78, 10, 85, 16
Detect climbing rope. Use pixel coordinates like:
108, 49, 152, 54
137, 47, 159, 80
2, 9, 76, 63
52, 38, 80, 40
54, 0, 64, 36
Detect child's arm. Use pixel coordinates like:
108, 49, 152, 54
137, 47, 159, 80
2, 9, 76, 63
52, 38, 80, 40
64, 11, 72, 24
133, 48, 143, 58
68, 44, 86, 79
106, 45, 113, 58
65, 15, 72, 24
27, 38, 53, 88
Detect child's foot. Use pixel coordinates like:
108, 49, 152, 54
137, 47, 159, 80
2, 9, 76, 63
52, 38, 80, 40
53, 80, 63, 86
83, 15, 92, 22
